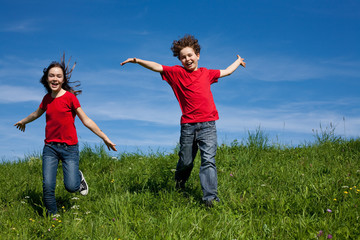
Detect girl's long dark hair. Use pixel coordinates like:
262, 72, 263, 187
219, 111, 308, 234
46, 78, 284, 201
40, 53, 82, 96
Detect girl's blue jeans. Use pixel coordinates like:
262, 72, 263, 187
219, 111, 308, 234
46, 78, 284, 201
42, 143, 81, 214
176, 121, 219, 202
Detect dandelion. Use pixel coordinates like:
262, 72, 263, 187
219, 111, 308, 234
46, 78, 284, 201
58, 220, 62, 223
344, 191, 349, 194
327, 209, 332, 213
333, 198, 337, 201
111, 179, 115, 183
317, 230, 323, 237
327, 234, 333, 239
52, 224, 55, 228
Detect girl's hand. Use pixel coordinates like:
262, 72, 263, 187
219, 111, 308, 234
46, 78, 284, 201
103, 138, 117, 151
237, 55, 246, 68
14, 121, 26, 132
120, 58, 137, 66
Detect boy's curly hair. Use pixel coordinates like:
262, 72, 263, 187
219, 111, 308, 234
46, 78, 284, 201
171, 35, 201, 58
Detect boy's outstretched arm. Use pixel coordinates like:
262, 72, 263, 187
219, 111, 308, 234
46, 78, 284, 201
76, 107, 117, 151
219, 55, 246, 78
121, 58, 163, 73
14, 107, 45, 132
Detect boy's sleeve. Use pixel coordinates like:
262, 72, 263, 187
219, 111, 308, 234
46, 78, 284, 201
209, 69, 221, 84
160, 65, 173, 83
160, 65, 179, 83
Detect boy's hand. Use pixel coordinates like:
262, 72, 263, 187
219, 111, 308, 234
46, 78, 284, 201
14, 121, 26, 132
237, 55, 246, 68
120, 58, 137, 66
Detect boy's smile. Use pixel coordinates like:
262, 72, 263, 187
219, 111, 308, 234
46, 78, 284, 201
179, 47, 200, 71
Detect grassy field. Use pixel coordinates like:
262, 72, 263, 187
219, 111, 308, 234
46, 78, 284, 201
0, 129, 359, 239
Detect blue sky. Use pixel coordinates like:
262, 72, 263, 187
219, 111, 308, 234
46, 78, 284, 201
1, 0, 359, 161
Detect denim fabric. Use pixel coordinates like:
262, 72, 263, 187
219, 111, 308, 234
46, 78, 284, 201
176, 121, 219, 202
42, 143, 81, 214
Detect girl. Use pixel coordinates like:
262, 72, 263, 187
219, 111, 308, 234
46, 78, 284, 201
15, 56, 117, 214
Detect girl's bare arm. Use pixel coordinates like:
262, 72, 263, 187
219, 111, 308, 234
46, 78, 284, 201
14, 107, 45, 132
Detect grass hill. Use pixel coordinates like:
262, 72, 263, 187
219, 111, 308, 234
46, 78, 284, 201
1, 129, 359, 239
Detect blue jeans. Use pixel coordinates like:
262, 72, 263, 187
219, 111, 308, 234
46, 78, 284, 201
176, 121, 219, 202
42, 143, 81, 214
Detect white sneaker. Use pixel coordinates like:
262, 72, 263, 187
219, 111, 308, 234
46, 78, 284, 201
79, 170, 88, 196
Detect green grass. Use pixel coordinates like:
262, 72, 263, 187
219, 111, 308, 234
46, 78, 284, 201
1, 134, 360, 239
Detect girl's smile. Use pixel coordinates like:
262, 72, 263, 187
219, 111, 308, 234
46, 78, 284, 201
47, 67, 65, 94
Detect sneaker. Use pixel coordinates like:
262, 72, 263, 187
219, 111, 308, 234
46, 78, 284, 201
79, 170, 88, 196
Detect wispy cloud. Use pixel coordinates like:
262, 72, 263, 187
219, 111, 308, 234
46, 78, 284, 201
246, 55, 360, 82
0, 19, 40, 33
0, 85, 42, 103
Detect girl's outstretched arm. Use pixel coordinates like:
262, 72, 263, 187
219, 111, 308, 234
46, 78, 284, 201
76, 107, 117, 151
14, 107, 45, 132
219, 55, 246, 78
121, 58, 163, 73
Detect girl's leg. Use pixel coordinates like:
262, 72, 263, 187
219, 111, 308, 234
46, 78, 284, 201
60, 144, 81, 193
42, 144, 59, 214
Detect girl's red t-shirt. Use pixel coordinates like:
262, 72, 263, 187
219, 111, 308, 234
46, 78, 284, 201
161, 65, 220, 124
39, 91, 80, 145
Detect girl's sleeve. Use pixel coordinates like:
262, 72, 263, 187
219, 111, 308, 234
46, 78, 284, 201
39, 94, 48, 110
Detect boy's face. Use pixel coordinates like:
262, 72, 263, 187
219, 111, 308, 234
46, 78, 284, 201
179, 47, 200, 71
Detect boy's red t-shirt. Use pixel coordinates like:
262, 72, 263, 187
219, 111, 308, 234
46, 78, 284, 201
161, 65, 220, 124
39, 91, 81, 145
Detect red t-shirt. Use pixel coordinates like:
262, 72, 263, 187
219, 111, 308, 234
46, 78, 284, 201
39, 91, 81, 145
161, 65, 220, 124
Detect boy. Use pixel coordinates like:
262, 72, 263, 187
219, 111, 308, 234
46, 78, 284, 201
121, 35, 246, 207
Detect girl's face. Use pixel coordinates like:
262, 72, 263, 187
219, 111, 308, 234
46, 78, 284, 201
47, 67, 64, 93
179, 47, 200, 71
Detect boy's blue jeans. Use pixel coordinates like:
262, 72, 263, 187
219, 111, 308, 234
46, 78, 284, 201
42, 143, 81, 214
176, 121, 219, 202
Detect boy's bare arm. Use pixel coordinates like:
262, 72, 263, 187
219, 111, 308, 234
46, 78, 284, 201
219, 55, 246, 78
121, 58, 163, 73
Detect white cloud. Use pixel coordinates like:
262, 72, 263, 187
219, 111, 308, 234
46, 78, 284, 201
0, 85, 42, 103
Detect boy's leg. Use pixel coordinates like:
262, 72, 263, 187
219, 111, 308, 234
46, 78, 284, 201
60, 144, 81, 193
175, 123, 198, 188
42, 144, 60, 214
197, 121, 219, 202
